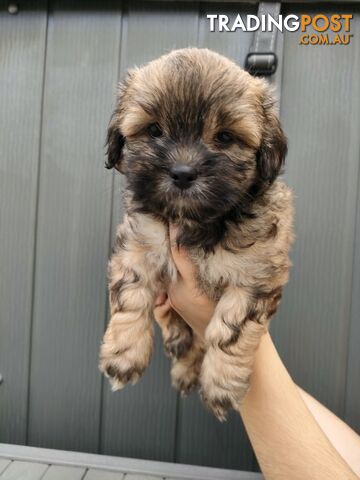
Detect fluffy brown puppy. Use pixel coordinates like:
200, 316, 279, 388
100, 48, 293, 420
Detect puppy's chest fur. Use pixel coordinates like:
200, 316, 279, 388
115, 181, 293, 301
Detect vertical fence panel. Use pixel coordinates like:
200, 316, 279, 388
0, 0, 47, 444
100, 1, 199, 462
273, 6, 360, 418
27, 0, 121, 452
345, 10, 360, 433
346, 173, 360, 432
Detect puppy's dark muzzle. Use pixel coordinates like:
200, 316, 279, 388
170, 164, 197, 190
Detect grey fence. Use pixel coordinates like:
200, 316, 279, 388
0, 1, 359, 472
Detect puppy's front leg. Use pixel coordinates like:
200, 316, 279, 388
99, 249, 155, 390
200, 286, 279, 420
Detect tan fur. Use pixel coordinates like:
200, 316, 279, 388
99, 48, 294, 420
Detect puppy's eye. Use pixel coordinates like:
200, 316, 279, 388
215, 131, 234, 146
147, 123, 163, 138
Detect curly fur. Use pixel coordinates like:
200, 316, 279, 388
100, 48, 294, 420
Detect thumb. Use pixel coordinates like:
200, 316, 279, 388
169, 224, 197, 285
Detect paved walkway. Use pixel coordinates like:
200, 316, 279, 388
0, 444, 262, 480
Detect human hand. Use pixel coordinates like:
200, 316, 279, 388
153, 225, 216, 339
154, 231, 360, 480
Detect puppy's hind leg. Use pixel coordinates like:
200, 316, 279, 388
157, 308, 193, 359
200, 287, 271, 421
170, 333, 205, 395
156, 307, 205, 395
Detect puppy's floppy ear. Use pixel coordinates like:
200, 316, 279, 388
105, 69, 137, 172
256, 91, 287, 185
105, 114, 125, 172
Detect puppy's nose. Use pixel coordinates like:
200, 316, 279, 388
170, 164, 197, 190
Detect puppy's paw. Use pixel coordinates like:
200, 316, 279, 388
102, 360, 142, 390
200, 348, 250, 421
99, 327, 153, 390
170, 335, 205, 396
200, 381, 249, 422
164, 322, 193, 359
171, 358, 199, 396
200, 390, 233, 422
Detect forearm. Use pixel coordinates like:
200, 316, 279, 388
239, 333, 358, 480
161, 240, 359, 478
299, 387, 360, 477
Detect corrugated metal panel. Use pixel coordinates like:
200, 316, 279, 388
272, 4, 360, 420
27, 0, 120, 452
0, 0, 48, 444
345, 10, 360, 427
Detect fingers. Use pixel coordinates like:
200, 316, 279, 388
153, 294, 172, 327
154, 291, 168, 307
169, 223, 178, 246
169, 224, 197, 285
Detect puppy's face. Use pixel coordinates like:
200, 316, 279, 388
106, 48, 287, 223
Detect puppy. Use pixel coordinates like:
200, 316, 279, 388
99, 48, 293, 420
